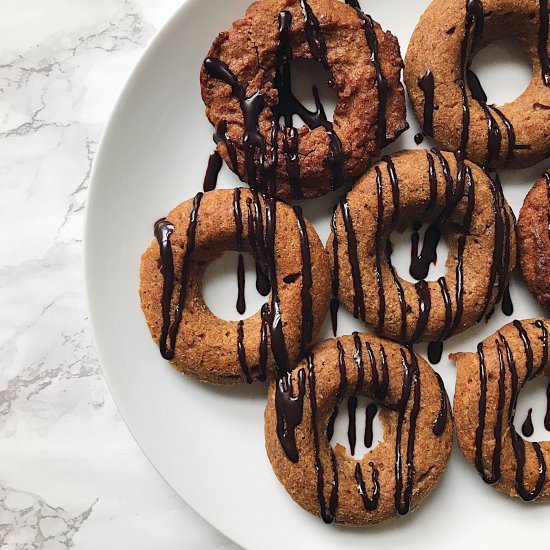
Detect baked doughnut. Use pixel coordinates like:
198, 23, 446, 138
518, 172, 550, 308
200, 0, 408, 200
453, 318, 550, 501
139, 189, 331, 384
405, 0, 550, 170
264, 334, 453, 525
327, 149, 517, 344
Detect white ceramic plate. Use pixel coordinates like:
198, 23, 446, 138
86, 1, 550, 548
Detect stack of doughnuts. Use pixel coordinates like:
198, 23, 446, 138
139, 0, 550, 528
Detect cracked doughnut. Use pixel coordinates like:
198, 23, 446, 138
405, 0, 550, 169
139, 188, 331, 384
200, 0, 408, 200
453, 318, 550, 501
264, 333, 453, 526
518, 171, 550, 308
327, 149, 517, 344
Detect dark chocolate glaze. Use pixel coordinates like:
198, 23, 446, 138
535, 319, 549, 376
501, 285, 513, 316
546, 381, 550, 431
539, 0, 550, 86
410, 223, 441, 280
214, 120, 239, 173
355, 462, 380, 512
337, 340, 348, 400
364, 402, 378, 448
514, 320, 535, 380
412, 280, 431, 342
276, 369, 306, 462
386, 240, 408, 342
256, 261, 271, 296
545, 172, 550, 239
237, 320, 252, 384
414, 132, 424, 145
307, 353, 339, 523
203, 151, 223, 192
394, 348, 421, 515
236, 253, 246, 315
428, 341, 444, 365
522, 408, 534, 438
374, 167, 386, 332
383, 155, 400, 228
352, 332, 366, 394
490, 105, 516, 163
330, 208, 340, 336
340, 198, 366, 321
347, 395, 358, 456
156, 193, 203, 360
433, 372, 448, 436
418, 70, 435, 137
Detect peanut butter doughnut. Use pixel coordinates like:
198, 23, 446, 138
264, 334, 453, 525
405, 0, 550, 169
518, 172, 550, 308
327, 149, 517, 345
453, 318, 550, 501
139, 189, 331, 384
200, 0, 407, 200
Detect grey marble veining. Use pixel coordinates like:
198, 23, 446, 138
0, 1, 239, 547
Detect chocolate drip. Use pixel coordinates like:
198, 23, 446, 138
307, 353, 339, 523
545, 172, 550, 239
514, 320, 535, 380
336, 340, 348, 399
276, 369, 306, 462
327, 407, 338, 441
418, 70, 435, 136
255, 261, 271, 296
426, 151, 438, 213
237, 320, 252, 384
412, 280, 431, 342
383, 156, 400, 227
352, 332, 366, 394
395, 348, 421, 515
214, 120, 239, 173
428, 341, 444, 364
501, 285, 513, 316
374, 167, 386, 331
466, 69, 486, 102
535, 319, 549, 376
346, 0, 390, 147
458, 0, 484, 157
156, 193, 203, 360
386, 241, 408, 342
539, 0, 550, 86
433, 372, 448, 436
258, 303, 270, 381
294, 206, 314, 355
282, 125, 302, 198
233, 188, 244, 251
236, 254, 246, 314
330, 209, 340, 336
437, 277, 453, 340
490, 105, 516, 163
204, 59, 266, 188
545, 382, 550, 431
340, 198, 366, 321
414, 133, 424, 145
355, 462, 380, 511
364, 403, 378, 447
203, 151, 223, 192
410, 223, 441, 280
347, 395, 358, 456
522, 408, 534, 438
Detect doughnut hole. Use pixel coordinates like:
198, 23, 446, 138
389, 223, 451, 284
469, 39, 532, 105
286, 58, 337, 128
513, 376, 550, 442
203, 251, 269, 321
330, 395, 384, 458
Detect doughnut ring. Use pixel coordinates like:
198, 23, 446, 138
327, 149, 517, 344
200, 0, 408, 200
264, 333, 453, 526
405, 0, 550, 169
139, 188, 331, 384
518, 171, 550, 309
453, 318, 550, 501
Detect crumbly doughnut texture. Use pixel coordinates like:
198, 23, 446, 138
328, 149, 517, 344
453, 318, 550, 501
518, 173, 550, 308
264, 334, 453, 526
139, 189, 331, 384
406, 0, 550, 169
201, 0, 408, 200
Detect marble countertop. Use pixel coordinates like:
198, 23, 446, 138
0, 1, 239, 547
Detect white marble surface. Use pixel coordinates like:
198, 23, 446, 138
0, 1, 239, 547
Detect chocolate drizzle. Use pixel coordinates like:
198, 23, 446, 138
418, 70, 435, 137
428, 341, 444, 364
374, 167, 386, 331
410, 223, 441, 280
347, 395, 358, 455
364, 403, 378, 447
433, 372, 448, 436
539, 0, 550, 86
237, 320, 252, 384
355, 462, 380, 512
203, 151, 223, 192
236, 254, 246, 314
522, 408, 534, 438
155, 193, 203, 360
545, 172, 550, 239
276, 369, 306, 463
545, 382, 550, 431
330, 208, 340, 336
501, 285, 513, 316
